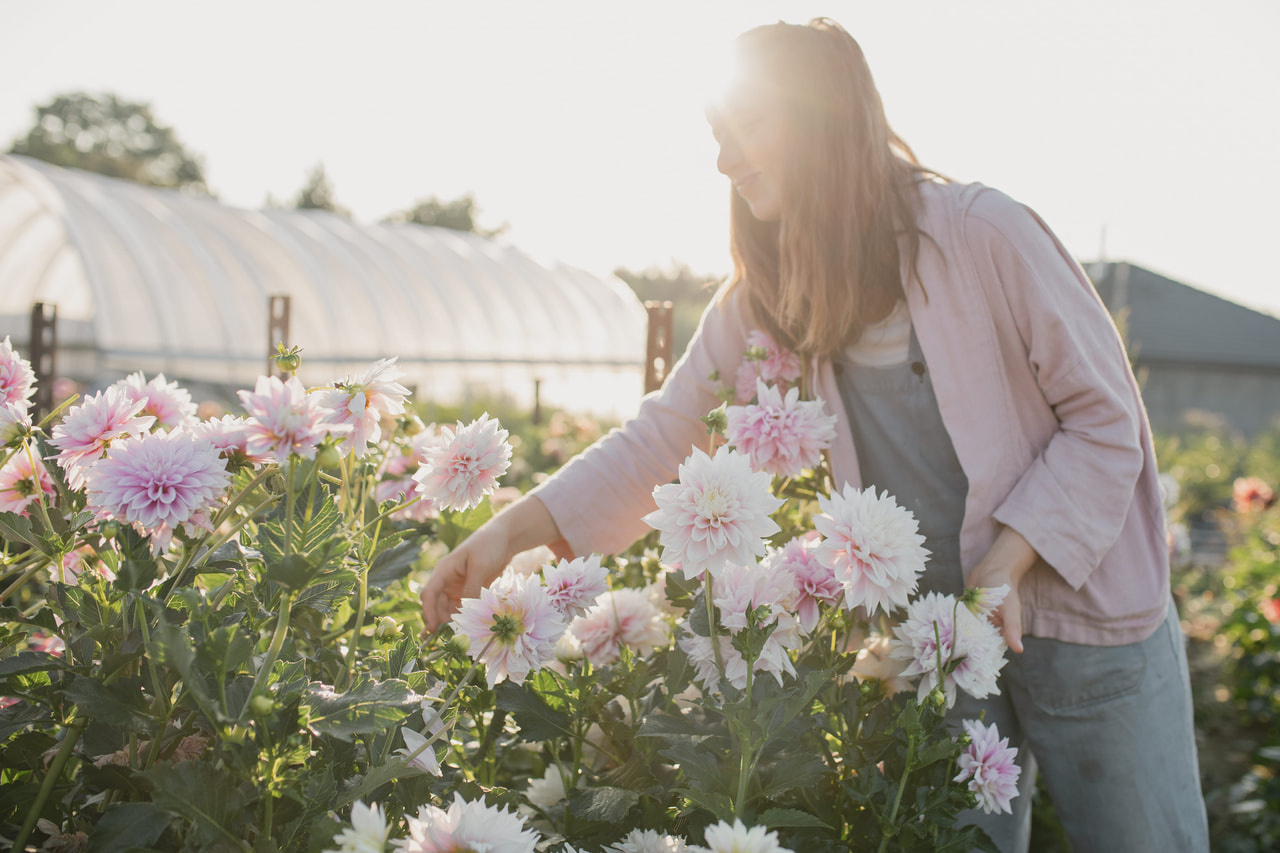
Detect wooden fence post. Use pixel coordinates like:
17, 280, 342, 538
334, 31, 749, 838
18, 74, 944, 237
644, 301, 674, 394
28, 302, 57, 420
267, 295, 292, 378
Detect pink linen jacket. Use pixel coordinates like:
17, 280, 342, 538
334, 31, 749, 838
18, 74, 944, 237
531, 179, 1171, 646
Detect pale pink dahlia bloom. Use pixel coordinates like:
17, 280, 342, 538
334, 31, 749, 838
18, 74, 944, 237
184, 415, 271, 467
734, 330, 803, 404
643, 446, 783, 580
450, 568, 566, 687
238, 375, 339, 464
377, 430, 444, 521
414, 414, 512, 512
699, 818, 793, 853
678, 627, 748, 693
962, 584, 1011, 620
325, 799, 390, 853
543, 554, 609, 619
889, 592, 1007, 708
813, 484, 929, 617
49, 386, 156, 490
397, 727, 442, 777
0, 336, 36, 409
955, 719, 1022, 815
315, 357, 411, 458
711, 562, 801, 685
85, 430, 232, 554
764, 536, 841, 634
569, 587, 667, 667
604, 828, 691, 853
395, 792, 539, 853
848, 634, 913, 696
0, 446, 56, 516
115, 371, 198, 429
0, 401, 32, 447
726, 379, 836, 477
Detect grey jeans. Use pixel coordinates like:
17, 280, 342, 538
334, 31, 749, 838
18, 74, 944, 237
950, 597, 1209, 852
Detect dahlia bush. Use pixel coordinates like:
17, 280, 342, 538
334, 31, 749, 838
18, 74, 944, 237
0, 336, 1017, 853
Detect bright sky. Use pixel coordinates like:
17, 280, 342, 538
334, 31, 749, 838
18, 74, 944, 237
3, 0, 1278, 317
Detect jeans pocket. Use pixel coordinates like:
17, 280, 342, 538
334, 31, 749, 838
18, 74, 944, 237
1018, 634, 1150, 716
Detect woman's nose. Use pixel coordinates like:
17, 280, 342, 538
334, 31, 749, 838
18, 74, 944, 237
716, 136, 741, 177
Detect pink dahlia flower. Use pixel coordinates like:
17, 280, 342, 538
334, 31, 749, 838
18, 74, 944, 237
0, 336, 36, 409
0, 401, 32, 447
711, 563, 801, 685
328, 800, 390, 853
184, 415, 270, 467
315, 357, 411, 458
604, 829, 691, 853
813, 484, 929, 617
643, 446, 783, 580
765, 536, 841, 634
450, 568, 565, 687
398, 791, 539, 853
569, 587, 667, 667
543, 554, 609, 619
955, 719, 1022, 815
848, 634, 913, 696
116, 371, 198, 429
49, 386, 156, 490
414, 414, 512, 512
726, 379, 837, 477
961, 584, 1010, 620
701, 818, 793, 853
238, 375, 339, 464
889, 592, 1007, 708
679, 627, 748, 693
377, 430, 444, 521
0, 446, 56, 517
85, 430, 232, 555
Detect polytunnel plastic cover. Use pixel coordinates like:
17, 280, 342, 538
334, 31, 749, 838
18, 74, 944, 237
0, 154, 648, 415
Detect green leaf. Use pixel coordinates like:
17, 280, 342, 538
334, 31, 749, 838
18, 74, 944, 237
64, 675, 154, 733
567, 785, 640, 823
142, 761, 249, 850
0, 650, 65, 679
264, 553, 322, 591
436, 498, 493, 550
0, 510, 36, 547
195, 625, 255, 686
636, 711, 709, 741
367, 538, 425, 588
334, 756, 411, 810
294, 571, 359, 614
758, 807, 833, 829
195, 540, 261, 573
303, 677, 418, 741
116, 557, 160, 592
756, 753, 830, 800
0, 605, 59, 631
90, 802, 174, 853
494, 681, 573, 742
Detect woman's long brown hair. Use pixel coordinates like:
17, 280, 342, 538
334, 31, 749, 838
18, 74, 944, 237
723, 18, 936, 357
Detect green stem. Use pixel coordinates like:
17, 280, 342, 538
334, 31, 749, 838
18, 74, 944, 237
0, 562, 44, 604
878, 731, 918, 853
341, 561, 369, 691
12, 717, 89, 852
245, 591, 295, 716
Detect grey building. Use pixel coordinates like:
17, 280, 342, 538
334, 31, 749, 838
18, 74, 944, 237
1086, 261, 1280, 438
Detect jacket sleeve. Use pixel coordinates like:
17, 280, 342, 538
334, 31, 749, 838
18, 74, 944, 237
529, 285, 754, 558
965, 191, 1146, 590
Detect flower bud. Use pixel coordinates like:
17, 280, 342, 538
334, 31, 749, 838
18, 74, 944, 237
316, 444, 342, 470
272, 343, 303, 374
374, 616, 401, 641
249, 694, 275, 717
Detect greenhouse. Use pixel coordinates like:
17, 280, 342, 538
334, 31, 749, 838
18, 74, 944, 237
0, 154, 648, 416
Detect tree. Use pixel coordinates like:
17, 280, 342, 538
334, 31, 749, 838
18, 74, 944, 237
384, 194, 507, 237
291, 163, 349, 215
8, 91, 208, 192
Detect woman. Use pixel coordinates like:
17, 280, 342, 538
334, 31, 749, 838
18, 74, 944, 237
421, 18, 1207, 852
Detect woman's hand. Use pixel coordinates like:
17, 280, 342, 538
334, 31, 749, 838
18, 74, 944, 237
966, 525, 1040, 654
418, 495, 562, 633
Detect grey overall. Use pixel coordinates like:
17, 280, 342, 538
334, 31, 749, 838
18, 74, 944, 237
833, 324, 1208, 852
835, 326, 1037, 851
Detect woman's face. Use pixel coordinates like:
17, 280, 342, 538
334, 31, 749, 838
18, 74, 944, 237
709, 84, 790, 223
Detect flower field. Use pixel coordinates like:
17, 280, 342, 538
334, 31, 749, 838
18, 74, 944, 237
0, 334, 1028, 852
